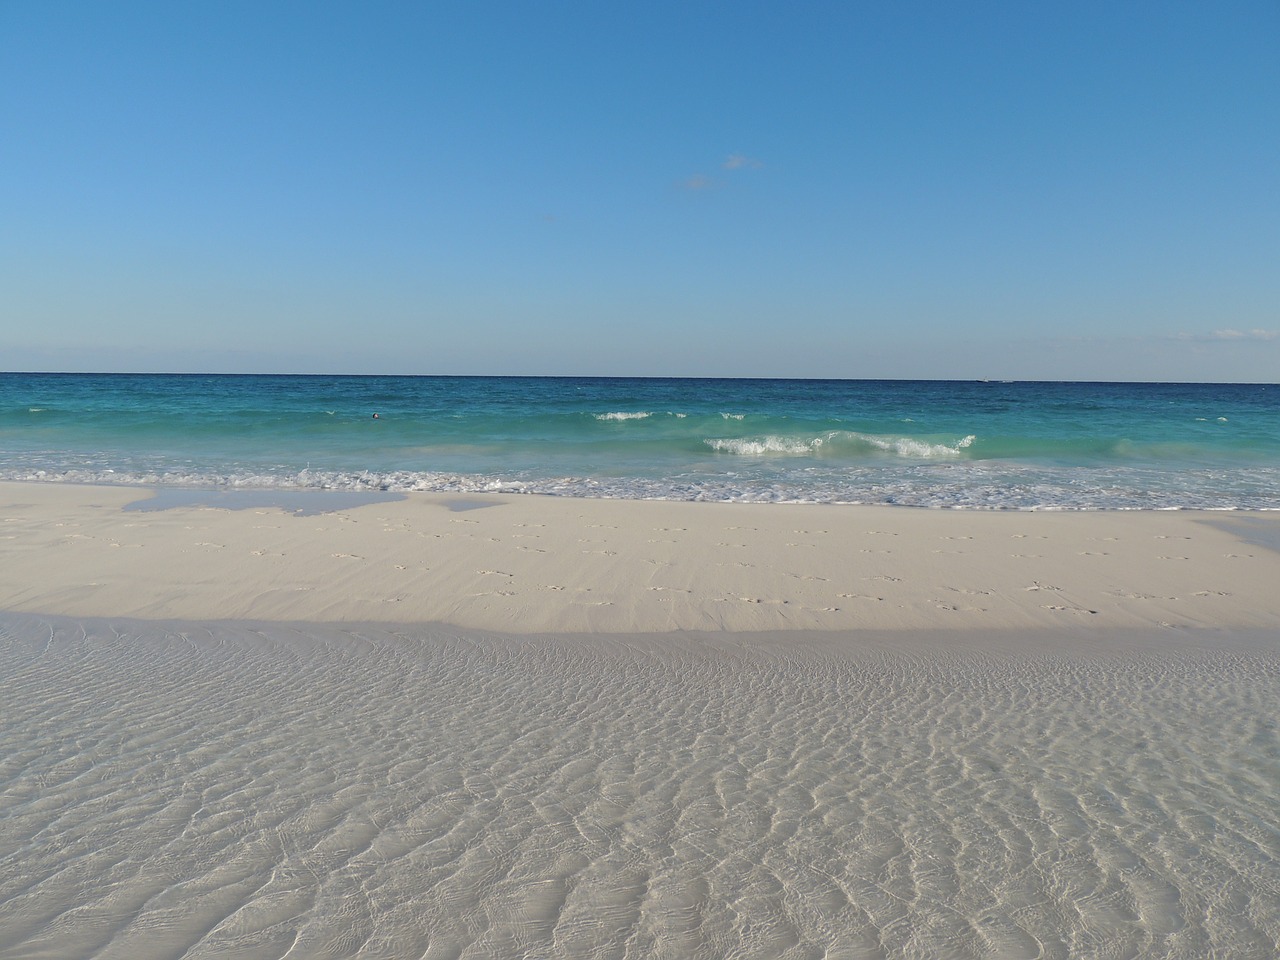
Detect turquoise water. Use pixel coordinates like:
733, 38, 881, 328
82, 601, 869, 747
2, 374, 1277, 509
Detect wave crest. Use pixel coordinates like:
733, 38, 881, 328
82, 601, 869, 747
706, 432, 977, 459
705, 437, 815, 456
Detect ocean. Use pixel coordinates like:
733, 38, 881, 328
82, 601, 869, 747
3, 373, 1278, 509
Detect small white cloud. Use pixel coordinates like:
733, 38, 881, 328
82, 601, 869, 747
681, 173, 715, 190
723, 153, 763, 170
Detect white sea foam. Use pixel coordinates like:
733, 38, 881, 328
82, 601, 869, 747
595, 411, 652, 421
705, 436, 815, 456
1, 614, 1276, 959
857, 432, 975, 457
5, 463, 1280, 510
705, 432, 976, 459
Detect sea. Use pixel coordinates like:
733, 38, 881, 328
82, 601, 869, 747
3, 373, 1278, 509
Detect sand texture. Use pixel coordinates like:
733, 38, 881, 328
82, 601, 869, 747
2, 482, 1279, 634
2, 614, 1278, 959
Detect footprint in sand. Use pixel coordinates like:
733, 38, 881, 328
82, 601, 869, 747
934, 601, 989, 613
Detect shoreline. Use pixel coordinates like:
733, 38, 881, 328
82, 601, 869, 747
3, 480, 1278, 637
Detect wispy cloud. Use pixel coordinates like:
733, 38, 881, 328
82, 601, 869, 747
1174, 328, 1280, 342
722, 153, 763, 170
680, 154, 763, 191
681, 173, 715, 191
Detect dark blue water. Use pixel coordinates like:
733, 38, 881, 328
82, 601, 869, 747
2, 374, 1277, 508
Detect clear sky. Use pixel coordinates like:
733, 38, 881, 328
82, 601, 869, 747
2, 1, 1277, 380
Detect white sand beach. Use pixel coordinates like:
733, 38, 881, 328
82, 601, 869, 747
2, 483, 1278, 958
3, 482, 1278, 636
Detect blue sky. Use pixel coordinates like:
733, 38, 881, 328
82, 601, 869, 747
2, 1, 1277, 380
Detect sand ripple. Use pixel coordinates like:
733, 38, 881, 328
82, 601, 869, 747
1, 615, 1277, 958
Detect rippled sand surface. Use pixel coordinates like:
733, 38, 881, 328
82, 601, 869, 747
2, 615, 1277, 959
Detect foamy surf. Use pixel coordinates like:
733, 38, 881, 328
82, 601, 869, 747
704, 431, 976, 459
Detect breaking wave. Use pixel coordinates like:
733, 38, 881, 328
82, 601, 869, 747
706, 432, 977, 459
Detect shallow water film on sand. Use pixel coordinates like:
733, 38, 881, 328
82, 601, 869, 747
1, 615, 1277, 959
